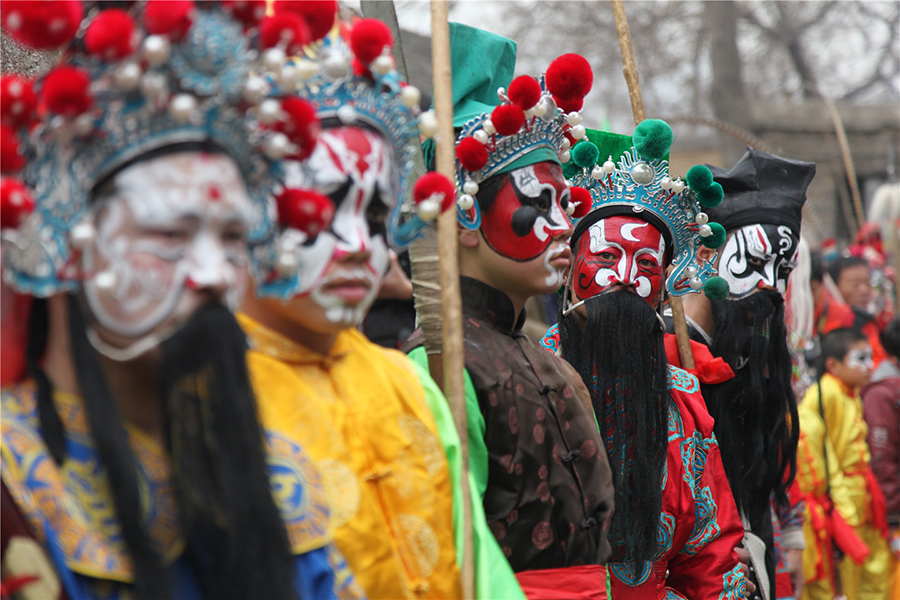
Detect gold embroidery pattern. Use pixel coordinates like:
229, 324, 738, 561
317, 459, 361, 528
398, 514, 440, 579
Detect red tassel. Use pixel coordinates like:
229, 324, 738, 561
85, 9, 138, 61
276, 188, 334, 237
41, 66, 93, 117
143, 0, 195, 40
0, 0, 83, 50
568, 187, 592, 219
414, 172, 456, 212
455, 137, 489, 172
260, 12, 311, 54
0, 76, 36, 128
349, 18, 392, 65
554, 96, 583, 114
0, 178, 35, 229
274, 0, 337, 42
222, 0, 268, 29
546, 54, 593, 101
508, 76, 542, 111
491, 104, 526, 136
276, 97, 320, 161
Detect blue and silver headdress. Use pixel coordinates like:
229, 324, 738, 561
1, 2, 321, 297
567, 120, 730, 298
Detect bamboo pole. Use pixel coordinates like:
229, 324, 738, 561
611, 0, 695, 369
430, 2, 475, 598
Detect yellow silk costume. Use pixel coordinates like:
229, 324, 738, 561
240, 314, 463, 599
796, 374, 890, 600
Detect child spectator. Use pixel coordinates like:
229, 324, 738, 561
862, 318, 900, 598
795, 328, 890, 600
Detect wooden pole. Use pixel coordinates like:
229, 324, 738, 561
430, 2, 475, 598
611, 0, 695, 370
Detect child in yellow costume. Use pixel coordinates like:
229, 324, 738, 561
240, 18, 524, 600
795, 328, 891, 600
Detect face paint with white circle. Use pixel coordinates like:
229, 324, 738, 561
283, 126, 394, 325
81, 152, 253, 348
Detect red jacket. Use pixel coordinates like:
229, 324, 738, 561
861, 361, 900, 520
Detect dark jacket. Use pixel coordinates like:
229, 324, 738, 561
862, 360, 900, 521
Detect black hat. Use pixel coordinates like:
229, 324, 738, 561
705, 148, 815, 234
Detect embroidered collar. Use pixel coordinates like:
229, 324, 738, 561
460, 276, 526, 335
237, 312, 351, 367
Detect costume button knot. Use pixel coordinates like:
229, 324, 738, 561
579, 517, 598, 530
363, 468, 393, 482
562, 449, 581, 463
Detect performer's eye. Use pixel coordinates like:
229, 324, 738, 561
638, 258, 657, 268
748, 256, 767, 267
597, 251, 616, 261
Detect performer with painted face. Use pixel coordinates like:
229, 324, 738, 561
403, 24, 614, 600
540, 123, 749, 599
670, 148, 816, 600
0, 3, 360, 599
240, 17, 523, 600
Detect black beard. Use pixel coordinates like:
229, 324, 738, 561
559, 290, 668, 569
705, 289, 799, 524
159, 303, 298, 600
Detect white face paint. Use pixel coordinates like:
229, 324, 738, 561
584, 218, 665, 299
82, 152, 252, 346
510, 166, 571, 243
284, 126, 393, 325
718, 223, 799, 298
543, 242, 569, 288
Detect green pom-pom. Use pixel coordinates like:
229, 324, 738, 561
696, 182, 724, 208
700, 222, 727, 249
572, 141, 600, 169
686, 165, 713, 191
632, 119, 673, 161
703, 276, 730, 301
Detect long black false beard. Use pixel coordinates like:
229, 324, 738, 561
159, 303, 298, 600
705, 290, 799, 524
559, 291, 668, 570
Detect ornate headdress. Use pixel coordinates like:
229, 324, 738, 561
248, 17, 455, 298
565, 120, 731, 299
0, 0, 330, 297
442, 23, 594, 229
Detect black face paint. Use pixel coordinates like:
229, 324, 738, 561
719, 223, 799, 298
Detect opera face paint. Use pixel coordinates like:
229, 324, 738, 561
83, 152, 252, 342
285, 125, 392, 325
573, 215, 665, 305
718, 223, 799, 298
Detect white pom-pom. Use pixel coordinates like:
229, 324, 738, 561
417, 198, 441, 222
258, 99, 282, 125
263, 47, 287, 72
457, 194, 475, 210
591, 166, 604, 180
567, 112, 582, 126
264, 133, 291, 160
142, 35, 170, 67
483, 120, 496, 135
70, 222, 96, 249
603, 159, 615, 174
474, 130, 489, 144
401, 85, 421, 108
696, 212, 709, 225
418, 110, 439, 138
169, 94, 198, 123
243, 77, 268, 105
113, 62, 142, 92
463, 180, 479, 195
372, 54, 394, 75
570, 124, 586, 140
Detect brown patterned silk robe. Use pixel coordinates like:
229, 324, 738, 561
405, 277, 614, 572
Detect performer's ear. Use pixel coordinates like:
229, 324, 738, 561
697, 244, 717, 266
458, 227, 480, 248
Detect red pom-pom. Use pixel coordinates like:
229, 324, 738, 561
569, 187, 592, 219
491, 104, 526, 136
276, 97, 320, 160
351, 57, 372, 79
1, 126, 25, 174
41, 66, 92, 117
143, 0, 195, 40
0, 0, 83, 50
85, 9, 137, 61
349, 18, 392, 65
554, 96, 583, 114
0, 76, 37, 128
546, 54, 593, 101
222, 0, 268, 29
274, 0, 337, 42
0, 178, 35, 229
455, 137, 489, 172
507, 76, 542, 111
276, 187, 334, 238
260, 12, 310, 54
414, 172, 456, 213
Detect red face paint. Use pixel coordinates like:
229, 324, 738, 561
480, 162, 572, 261
573, 215, 666, 305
